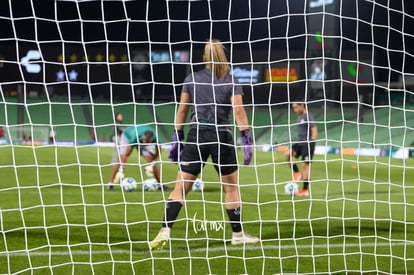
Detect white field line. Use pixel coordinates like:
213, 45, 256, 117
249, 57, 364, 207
0, 241, 412, 257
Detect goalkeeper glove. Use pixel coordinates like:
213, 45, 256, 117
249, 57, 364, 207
114, 166, 124, 184
241, 129, 252, 165
168, 130, 184, 162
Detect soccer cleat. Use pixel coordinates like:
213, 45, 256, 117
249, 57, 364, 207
149, 227, 170, 250
159, 184, 171, 191
296, 189, 309, 197
294, 172, 302, 182
231, 231, 259, 245
107, 183, 114, 191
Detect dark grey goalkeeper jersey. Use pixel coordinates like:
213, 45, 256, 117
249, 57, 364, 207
296, 112, 316, 142
182, 68, 243, 131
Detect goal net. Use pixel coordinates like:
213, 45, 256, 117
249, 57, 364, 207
0, 0, 413, 274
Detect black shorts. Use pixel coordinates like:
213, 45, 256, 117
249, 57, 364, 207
179, 128, 238, 176
292, 142, 315, 162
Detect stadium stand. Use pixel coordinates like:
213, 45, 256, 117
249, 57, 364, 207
1, 97, 413, 148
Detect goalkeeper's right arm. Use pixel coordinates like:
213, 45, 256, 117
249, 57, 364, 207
232, 94, 252, 165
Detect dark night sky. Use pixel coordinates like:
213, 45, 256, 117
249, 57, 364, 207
1, 0, 412, 47
1, 0, 414, 76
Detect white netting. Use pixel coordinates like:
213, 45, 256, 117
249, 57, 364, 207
0, 0, 413, 274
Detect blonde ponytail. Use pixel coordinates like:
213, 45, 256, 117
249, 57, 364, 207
203, 39, 230, 79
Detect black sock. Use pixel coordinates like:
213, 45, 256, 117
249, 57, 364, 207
226, 207, 242, 233
303, 180, 309, 190
292, 163, 299, 173
162, 200, 182, 228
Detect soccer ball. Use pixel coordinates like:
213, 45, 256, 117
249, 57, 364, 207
143, 178, 159, 191
121, 177, 137, 192
192, 178, 204, 192
284, 182, 299, 195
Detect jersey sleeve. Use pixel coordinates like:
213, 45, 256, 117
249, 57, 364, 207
182, 74, 193, 94
231, 77, 244, 97
233, 84, 244, 96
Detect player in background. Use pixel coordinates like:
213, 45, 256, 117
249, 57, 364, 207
284, 99, 318, 197
49, 127, 55, 144
110, 112, 124, 175
150, 39, 259, 250
109, 112, 123, 188
112, 112, 124, 142
108, 125, 168, 191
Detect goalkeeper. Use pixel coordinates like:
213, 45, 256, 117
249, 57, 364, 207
150, 39, 259, 250
108, 125, 168, 191
284, 99, 318, 197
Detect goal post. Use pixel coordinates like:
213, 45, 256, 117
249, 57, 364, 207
0, 0, 413, 274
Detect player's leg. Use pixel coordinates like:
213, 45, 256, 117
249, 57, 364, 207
296, 143, 314, 197
150, 129, 206, 250
220, 171, 259, 245
296, 161, 310, 197
302, 161, 310, 189
169, 171, 197, 201
108, 135, 131, 190
163, 160, 202, 226
285, 144, 301, 182
221, 171, 240, 210
109, 163, 120, 189
108, 142, 121, 190
149, 170, 197, 250
214, 131, 259, 245
296, 162, 310, 196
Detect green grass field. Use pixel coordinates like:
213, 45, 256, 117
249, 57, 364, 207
0, 145, 413, 274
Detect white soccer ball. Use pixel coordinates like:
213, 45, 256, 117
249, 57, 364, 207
192, 178, 204, 192
143, 178, 159, 192
284, 182, 299, 195
121, 177, 137, 192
